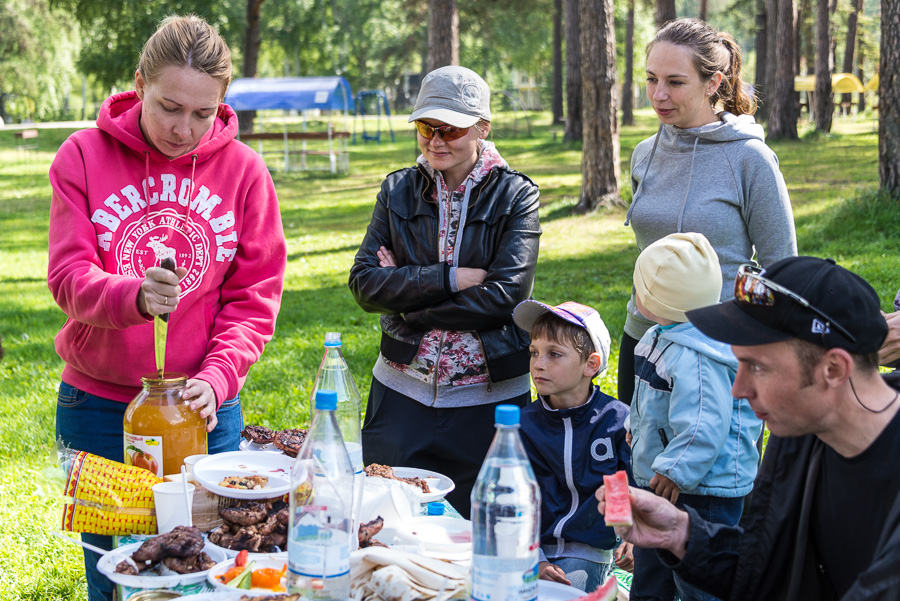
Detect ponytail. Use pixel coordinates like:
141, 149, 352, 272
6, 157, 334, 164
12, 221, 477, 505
715, 32, 756, 116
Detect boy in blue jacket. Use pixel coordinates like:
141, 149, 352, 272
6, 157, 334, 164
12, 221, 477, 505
513, 300, 632, 592
630, 233, 762, 601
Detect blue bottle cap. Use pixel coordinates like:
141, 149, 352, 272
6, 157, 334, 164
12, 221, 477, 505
495, 404, 520, 426
324, 332, 342, 347
315, 389, 338, 411
427, 502, 444, 515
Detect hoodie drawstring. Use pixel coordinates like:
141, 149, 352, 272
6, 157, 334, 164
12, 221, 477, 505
451, 179, 475, 267
182, 154, 198, 231
676, 137, 700, 233
142, 151, 151, 224
624, 123, 663, 226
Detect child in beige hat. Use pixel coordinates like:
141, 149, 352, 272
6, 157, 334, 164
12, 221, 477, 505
629, 232, 763, 601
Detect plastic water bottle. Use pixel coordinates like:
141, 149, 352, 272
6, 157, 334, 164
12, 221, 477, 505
310, 332, 364, 547
470, 405, 541, 601
288, 389, 354, 599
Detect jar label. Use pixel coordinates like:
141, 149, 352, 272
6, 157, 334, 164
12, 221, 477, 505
471, 555, 538, 601
124, 433, 164, 477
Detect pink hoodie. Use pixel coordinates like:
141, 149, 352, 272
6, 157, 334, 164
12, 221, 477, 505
48, 91, 287, 406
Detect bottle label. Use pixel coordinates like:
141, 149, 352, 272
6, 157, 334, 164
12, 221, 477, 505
124, 433, 164, 477
471, 555, 538, 601
288, 529, 350, 578
345, 442, 364, 474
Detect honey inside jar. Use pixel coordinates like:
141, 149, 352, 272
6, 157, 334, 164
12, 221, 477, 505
123, 372, 208, 477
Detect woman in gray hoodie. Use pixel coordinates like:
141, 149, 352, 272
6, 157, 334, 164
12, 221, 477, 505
618, 18, 797, 408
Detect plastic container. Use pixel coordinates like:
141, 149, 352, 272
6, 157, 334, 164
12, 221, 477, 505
123, 372, 208, 477
288, 389, 354, 599
310, 332, 364, 545
470, 404, 541, 601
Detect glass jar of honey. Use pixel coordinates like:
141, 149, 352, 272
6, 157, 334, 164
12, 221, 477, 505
123, 372, 208, 477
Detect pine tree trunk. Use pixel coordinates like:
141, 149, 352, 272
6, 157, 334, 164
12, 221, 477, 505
879, 0, 900, 196
553, 0, 565, 124
857, 42, 867, 112
841, 0, 861, 107
656, 0, 676, 27
427, 0, 458, 71
699, 0, 709, 21
814, 0, 833, 132
622, 0, 635, 126
769, 0, 799, 139
755, 0, 769, 121
238, 0, 266, 135
576, 0, 624, 212
764, 0, 779, 118
564, 0, 583, 141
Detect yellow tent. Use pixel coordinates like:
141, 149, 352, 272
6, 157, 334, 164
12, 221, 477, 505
864, 73, 879, 92
832, 73, 865, 93
793, 73, 864, 93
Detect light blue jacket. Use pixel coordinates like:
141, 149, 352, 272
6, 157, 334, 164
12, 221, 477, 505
631, 322, 762, 497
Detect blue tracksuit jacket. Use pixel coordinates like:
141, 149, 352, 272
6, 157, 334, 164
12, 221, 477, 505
520, 385, 631, 564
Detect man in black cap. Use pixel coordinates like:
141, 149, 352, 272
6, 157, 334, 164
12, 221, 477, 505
597, 256, 900, 600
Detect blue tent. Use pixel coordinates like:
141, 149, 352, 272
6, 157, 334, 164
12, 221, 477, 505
224, 77, 354, 113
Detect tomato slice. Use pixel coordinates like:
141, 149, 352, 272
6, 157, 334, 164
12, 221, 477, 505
235, 549, 249, 568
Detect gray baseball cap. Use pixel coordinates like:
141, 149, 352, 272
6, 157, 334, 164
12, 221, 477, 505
408, 66, 491, 128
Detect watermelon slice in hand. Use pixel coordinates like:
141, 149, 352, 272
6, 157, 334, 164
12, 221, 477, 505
603, 470, 633, 527
571, 575, 618, 601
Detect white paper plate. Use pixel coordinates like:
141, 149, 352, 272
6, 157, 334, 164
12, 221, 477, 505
406, 516, 472, 553
192, 451, 293, 500
539, 579, 588, 600
207, 555, 289, 594
388, 467, 455, 503
238, 439, 283, 453
204, 537, 287, 560
97, 540, 227, 588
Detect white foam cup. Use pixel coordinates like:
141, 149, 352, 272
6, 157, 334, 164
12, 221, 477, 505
153, 481, 195, 534
182, 454, 208, 482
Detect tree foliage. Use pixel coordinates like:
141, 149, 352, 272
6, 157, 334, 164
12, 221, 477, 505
0, 0, 79, 122
49, 0, 244, 91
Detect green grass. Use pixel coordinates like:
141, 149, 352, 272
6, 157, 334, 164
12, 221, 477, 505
0, 109, 894, 600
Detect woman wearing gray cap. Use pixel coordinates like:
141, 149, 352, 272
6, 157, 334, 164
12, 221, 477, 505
349, 66, 541, 516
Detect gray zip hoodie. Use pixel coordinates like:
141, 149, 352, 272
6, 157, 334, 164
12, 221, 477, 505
624, 112, 797, 340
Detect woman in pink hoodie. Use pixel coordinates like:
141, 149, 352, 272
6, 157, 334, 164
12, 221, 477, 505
48, 16, 286, 600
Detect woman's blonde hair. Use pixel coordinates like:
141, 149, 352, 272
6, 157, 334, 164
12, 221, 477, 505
138, 15, 232, 96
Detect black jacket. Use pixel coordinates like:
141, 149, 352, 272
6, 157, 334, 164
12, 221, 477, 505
349, 164, 541, 383
664, 372, 900, 601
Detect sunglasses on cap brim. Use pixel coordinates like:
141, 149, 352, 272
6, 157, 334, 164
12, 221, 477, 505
414, 121, 471, 141
733, 264, 856, 343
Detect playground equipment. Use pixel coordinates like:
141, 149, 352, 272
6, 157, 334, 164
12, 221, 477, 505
353, 90, 395, 144
493, 91, 532, 138
225, 76, 354, 173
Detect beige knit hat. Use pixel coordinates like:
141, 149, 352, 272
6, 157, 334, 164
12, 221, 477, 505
633, 232, 722, 323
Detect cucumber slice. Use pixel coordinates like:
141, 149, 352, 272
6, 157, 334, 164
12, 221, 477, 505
225, 561, 256, 588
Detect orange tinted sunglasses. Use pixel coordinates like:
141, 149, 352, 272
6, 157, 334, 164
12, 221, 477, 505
414, 121, 471, 141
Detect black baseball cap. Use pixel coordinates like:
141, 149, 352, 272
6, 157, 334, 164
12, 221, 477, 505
686, 256, 887, 354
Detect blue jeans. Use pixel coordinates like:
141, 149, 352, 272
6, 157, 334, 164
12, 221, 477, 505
551, 557, 613, 593
55, 381, 243, 601
631, 491, 745, 601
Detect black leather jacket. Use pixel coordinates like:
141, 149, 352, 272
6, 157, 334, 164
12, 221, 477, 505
349, 163, 541, 383
665, 371, 900, 601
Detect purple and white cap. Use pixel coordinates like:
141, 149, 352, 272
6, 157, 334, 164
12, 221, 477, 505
513, 300, 612, 374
